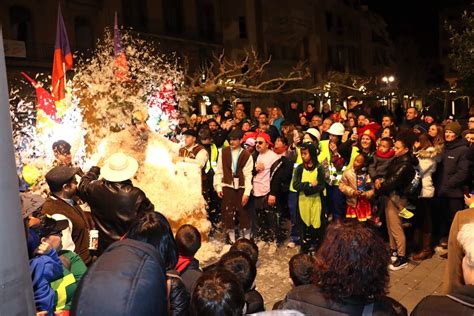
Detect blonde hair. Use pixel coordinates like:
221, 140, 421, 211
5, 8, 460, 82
457, 223, 474, 267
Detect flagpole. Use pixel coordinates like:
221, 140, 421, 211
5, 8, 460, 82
0, 25, 36, 316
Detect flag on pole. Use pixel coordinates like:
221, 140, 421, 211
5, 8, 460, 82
21, 72, 60, 123
114, 12, 128, 80
51, 4, 73, 102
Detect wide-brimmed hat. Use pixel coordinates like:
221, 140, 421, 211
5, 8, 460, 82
101, 153, 139, 182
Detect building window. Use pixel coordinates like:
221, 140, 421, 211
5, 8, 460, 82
122, 0, 148, 31
239, 16, 247, 39
163, 0, 184, 35
75, 17, 93, 51
9, 6, 32, 42
197, 1, 216, 41
325, 12, 333, 32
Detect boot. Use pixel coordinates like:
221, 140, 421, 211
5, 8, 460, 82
413, 233, 433, 261
413, 228, 422, 252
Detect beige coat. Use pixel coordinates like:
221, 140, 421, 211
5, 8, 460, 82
339, 169, 374, 208
442, 207, 474, 294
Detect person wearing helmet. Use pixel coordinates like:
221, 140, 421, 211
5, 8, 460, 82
318, 122, 359, 223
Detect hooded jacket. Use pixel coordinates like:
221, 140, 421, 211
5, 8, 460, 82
30, 249, 63, 315
71, 239, 167, 316
414, 146, 441, 198
435, 138, 470, 198
412, 284, 474, 315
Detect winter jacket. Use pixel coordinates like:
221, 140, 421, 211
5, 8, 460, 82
78, 166, 154, 253
435, 138, 471, 198
411, 284, 474, 315
414, 146, 441, 198
71, 239, 167, 316
271, 156, 293, 196
41, 195, 92, 265
167, 270, 190, 316
377, 153, 418, 197
339, 169, 374, 208
277, 284, 407, 316
368, 155, 394, 179
30, 249, 64, 315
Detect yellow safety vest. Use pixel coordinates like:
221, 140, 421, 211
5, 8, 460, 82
318, 140, 359, 185
205, 144, 219, 173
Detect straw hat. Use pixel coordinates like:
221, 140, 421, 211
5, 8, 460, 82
101, 153, 138, 182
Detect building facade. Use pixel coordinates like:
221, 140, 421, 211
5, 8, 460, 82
1, 0, 394, 104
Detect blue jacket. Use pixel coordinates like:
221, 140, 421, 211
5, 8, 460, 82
30, 249, 63, 315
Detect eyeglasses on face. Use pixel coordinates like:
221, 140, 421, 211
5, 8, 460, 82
256, 141, 265, 145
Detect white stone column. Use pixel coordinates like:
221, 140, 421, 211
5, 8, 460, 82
0, 25, 35, 315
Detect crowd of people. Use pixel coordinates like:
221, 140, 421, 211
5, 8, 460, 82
19, 95, 474, 315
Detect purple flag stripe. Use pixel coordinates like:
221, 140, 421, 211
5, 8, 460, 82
55, 4, 71, 57
114, 12, 123, 57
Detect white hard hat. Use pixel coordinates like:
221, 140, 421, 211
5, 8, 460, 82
327, 122, 345, 136
304, 128, 321, 141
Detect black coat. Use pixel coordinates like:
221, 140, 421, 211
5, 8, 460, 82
411, 284, 474, 315
270, 156, 293, 196
167, 270, 190, 316
78, 167, 154, 253
251, 152, 292, 197
71, 239, 167, 316
377, 153, 418, 197
277, 284, 407, 316
435, 138, 471, 198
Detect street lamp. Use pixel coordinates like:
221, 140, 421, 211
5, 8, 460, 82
381, 75, 396, 111
381, 75, 395, 83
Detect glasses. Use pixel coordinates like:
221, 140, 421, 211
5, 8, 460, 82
256, 141, 265, 145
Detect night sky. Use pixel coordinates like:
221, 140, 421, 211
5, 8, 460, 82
366, 0, 471, 60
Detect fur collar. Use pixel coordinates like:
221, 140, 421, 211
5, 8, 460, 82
415, 146, 440, 159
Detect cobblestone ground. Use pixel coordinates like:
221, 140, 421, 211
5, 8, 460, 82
254, 244, 447, 313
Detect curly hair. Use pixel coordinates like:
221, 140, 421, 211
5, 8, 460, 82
313, 222, 390, 302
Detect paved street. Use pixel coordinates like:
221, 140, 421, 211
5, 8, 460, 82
254, 244, 447, 313
388, 251, 446, 313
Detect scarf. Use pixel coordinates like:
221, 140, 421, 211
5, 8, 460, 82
375, 148, 395, 159
273, 145, 288, 155
175, 255, 194, 273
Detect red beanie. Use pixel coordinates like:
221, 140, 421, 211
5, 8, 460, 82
256, 132, 273, 148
